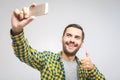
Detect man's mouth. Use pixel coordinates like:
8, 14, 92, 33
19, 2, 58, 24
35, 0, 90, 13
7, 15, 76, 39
66, 42, 76, 49
68, 43, 75, 49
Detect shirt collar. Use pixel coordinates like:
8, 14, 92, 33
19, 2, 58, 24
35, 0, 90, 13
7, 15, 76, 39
56, 51, 80, 64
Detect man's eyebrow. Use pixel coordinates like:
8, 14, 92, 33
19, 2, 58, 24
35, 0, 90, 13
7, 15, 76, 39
65, 32, 71, 35
75, 35, 81, 37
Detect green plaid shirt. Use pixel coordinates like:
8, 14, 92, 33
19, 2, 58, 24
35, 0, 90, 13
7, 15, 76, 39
11, 31, 105, 80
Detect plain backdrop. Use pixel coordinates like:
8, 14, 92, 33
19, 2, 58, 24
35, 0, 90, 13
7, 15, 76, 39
0, 0, 120, 80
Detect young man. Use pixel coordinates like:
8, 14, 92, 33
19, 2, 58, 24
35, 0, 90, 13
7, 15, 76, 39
10, 3, 105, 80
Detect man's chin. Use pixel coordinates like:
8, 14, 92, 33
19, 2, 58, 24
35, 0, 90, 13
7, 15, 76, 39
67, 49, 76, 53
65, 51, 76, 56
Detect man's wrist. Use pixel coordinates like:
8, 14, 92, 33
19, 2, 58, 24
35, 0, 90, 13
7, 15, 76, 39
88, 64, 95, 71
11, 28, 23, 36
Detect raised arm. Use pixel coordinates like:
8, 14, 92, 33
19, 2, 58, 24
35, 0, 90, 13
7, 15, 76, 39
11, 3, 46, 71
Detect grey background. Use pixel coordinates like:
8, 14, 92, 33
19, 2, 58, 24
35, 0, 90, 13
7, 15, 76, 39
0, 0, 120, 80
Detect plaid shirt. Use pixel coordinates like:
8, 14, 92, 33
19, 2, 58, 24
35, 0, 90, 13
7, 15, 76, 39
11, 31, 105, 80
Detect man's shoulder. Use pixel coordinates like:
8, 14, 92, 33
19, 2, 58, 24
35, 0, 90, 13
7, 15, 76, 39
42, 51, 60, 56
42, 51, 61, 60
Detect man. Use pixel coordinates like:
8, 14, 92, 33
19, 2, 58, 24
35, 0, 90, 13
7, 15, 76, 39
10, 3, 105, 80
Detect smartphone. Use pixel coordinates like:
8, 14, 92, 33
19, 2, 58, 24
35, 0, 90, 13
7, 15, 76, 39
29, 3, 48, 16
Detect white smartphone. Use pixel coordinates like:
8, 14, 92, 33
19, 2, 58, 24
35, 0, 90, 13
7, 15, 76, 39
29, 3, 48, 16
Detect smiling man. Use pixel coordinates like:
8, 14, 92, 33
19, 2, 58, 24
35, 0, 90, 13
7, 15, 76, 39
62, 25, 83, 58
10, 3, 105, 80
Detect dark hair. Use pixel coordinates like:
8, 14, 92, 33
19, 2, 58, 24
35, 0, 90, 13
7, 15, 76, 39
63, 24, 85, 41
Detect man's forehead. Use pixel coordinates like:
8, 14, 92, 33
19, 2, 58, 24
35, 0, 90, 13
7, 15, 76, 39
66, 27, 82, 33
65, 27, 82, 37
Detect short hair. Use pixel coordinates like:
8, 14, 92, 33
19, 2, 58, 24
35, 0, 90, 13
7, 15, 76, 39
63, 24, 85, 41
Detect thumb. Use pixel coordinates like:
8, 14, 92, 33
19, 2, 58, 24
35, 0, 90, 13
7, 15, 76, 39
30, 3, 37, 8
20, 16, 36, 27
86, 51, 90, 57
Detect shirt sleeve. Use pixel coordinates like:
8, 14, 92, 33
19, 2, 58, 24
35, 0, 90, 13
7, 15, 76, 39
87, 66, 106, 80
10, 30, 45, 71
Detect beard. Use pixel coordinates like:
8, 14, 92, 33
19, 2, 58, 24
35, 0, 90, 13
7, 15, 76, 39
62, 41, 80, 56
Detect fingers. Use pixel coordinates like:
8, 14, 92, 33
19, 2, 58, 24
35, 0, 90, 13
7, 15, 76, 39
22, 7, 29, 18
20, 16, 36, 27
12, 7, 36, 30
14, 9, 20, 17
80, 51, 94, 70
80, 58, 94, 70
11, 3, 37, 35
13, 7, 29, 21
81, 63, 94, 70
13, 3, 37, 21
19, 11, 24, 20
80, 57, 89, 66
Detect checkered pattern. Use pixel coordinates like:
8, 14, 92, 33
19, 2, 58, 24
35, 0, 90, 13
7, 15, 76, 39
11, 31, 105, 80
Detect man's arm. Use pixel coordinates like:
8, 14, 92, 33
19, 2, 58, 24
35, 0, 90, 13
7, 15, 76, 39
11, 30, 47, 71
11, 3, 45, 71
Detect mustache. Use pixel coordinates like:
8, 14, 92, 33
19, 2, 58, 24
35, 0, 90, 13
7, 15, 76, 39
66, 41, 78, 47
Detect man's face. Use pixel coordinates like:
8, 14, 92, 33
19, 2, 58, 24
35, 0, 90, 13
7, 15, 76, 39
62, 27, 83, 56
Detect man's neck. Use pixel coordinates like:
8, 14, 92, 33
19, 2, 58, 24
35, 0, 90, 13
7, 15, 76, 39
61, 51, 76, 61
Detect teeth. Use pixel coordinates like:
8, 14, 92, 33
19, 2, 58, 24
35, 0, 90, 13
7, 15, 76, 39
68, 44, 74, 48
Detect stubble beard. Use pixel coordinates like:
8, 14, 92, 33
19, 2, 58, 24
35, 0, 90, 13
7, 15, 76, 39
62, 41, 80, 56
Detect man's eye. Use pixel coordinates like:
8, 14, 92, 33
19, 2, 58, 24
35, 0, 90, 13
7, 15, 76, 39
75, 36, 81, 40
66, 34, 71, 37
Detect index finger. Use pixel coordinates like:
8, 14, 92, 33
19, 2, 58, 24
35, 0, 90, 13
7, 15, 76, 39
14, 9, 20, 18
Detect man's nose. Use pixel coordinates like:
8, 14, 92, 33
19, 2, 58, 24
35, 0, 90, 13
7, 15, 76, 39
70, 37, 75, 43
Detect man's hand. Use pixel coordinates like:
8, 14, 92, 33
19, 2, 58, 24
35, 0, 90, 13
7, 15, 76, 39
11, 3, 37, 35
80, 52, 94, 70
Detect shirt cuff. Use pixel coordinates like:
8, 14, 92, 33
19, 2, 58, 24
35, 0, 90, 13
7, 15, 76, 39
87, 66, 101, 77
10, 29, 25, 43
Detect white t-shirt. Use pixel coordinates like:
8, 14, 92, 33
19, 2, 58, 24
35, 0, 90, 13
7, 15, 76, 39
62, 58, 78, 80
